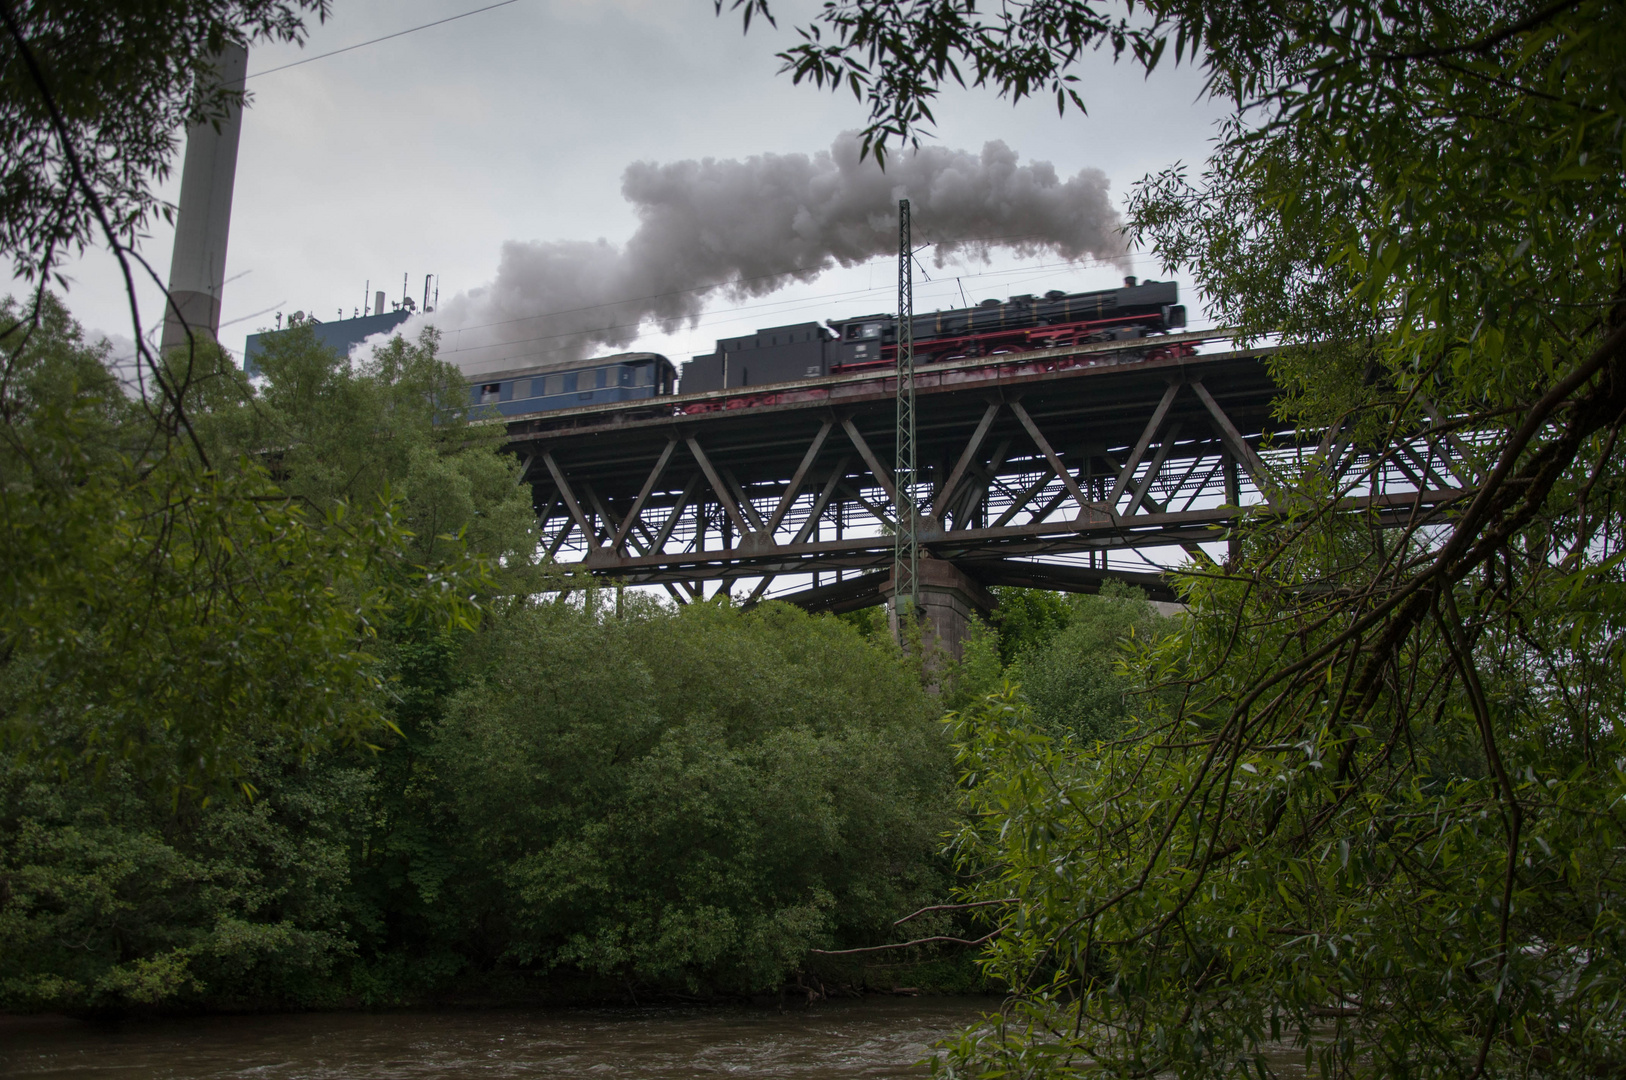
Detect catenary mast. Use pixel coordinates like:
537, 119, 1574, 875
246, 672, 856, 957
893, 199, 919, 637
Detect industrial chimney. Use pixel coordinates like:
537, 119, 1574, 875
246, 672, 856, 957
160, 44, 249, 354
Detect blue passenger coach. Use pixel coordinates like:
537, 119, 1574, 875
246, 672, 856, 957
469, 352, 677, 418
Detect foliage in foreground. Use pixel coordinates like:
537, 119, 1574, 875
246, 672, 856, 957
940, 590, 1626, 1076
0, 297, 493, 798
1004, 585, 1175, 742
0, 299, 486, 1005
737, 0, 1626, 1075
0, 750, 370, 1008
374, 597, 952, 996
0, 2, 328, 288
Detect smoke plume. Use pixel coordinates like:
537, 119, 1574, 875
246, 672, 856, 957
405, 134, 1126, 375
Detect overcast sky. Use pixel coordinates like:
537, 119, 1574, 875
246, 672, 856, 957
17, 0, 1229, 370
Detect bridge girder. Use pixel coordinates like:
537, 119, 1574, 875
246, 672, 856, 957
506, 334, 1471, 613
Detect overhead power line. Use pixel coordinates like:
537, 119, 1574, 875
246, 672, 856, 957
246, 0, 523, 80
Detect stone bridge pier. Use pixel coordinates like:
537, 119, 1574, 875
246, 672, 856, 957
883, 559, 997, 664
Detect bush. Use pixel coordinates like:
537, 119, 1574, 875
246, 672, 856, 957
423, 597, 955, 994
0, 752, 368, 1011
1008, 583, 1176, 742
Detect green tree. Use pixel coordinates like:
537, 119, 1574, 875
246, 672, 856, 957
0, 749, 370, 1011
0, 306, 963, 1010
422, 598, 953, 994
1009, 584, 1174, 742
987, 587, 1075, 669
727, 0, 1626, 1074
0, 3, 451, 808
195, 323, 538, 570
0, 296, 483, 798
0, 303, 530, 1011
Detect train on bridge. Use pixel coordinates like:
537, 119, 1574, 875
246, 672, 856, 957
467, 278, 1189, 420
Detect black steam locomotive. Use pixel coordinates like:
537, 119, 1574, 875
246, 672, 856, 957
679, 278, 1185, 392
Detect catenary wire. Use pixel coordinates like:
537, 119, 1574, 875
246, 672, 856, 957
245, 0, 523, 79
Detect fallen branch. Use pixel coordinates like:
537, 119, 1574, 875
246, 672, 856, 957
893, 898, 1017, 926
811, 929, 1002, 956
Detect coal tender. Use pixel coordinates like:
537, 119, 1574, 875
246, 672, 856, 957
679, 278, 1186, 392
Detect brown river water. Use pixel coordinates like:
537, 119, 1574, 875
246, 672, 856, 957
0, 998, 998, 1080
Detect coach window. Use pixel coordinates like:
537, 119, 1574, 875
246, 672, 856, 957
479, 383, 500, 404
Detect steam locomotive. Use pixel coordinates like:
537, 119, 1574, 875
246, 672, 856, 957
468, 278, 1186, 418
677, 277, 1185, 392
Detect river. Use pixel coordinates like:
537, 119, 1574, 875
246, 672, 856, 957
0, 997, 997, 1079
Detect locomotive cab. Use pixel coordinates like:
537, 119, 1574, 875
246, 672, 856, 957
837, 317, 888, 368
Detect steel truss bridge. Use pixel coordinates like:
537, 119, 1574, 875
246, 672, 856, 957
506, 331, 1470, 619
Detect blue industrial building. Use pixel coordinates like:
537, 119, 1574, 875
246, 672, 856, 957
243, 308, 412, 375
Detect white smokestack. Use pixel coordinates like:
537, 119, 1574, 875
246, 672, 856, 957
400, 134, 1126, 375
161, 44, 249, 354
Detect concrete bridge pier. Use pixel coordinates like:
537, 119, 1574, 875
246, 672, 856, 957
883, 559, 996, 664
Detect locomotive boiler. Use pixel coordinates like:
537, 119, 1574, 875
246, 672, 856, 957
677, 278, 1186, 392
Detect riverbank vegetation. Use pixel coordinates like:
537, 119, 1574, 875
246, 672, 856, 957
1, 302, 1168, 1010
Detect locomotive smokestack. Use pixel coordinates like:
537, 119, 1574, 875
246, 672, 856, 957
160, 44, 249, 354
399, 133, 1128, 376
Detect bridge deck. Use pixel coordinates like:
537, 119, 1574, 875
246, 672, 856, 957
505, 333, 1466, 610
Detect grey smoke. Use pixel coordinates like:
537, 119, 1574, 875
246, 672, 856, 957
404, 133, 1126, 375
